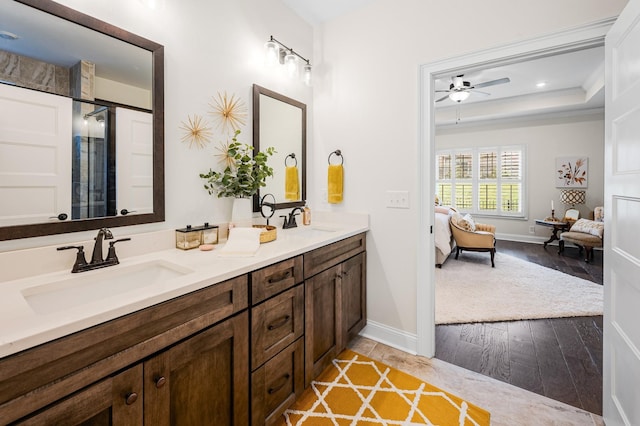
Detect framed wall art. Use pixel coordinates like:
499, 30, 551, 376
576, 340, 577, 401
556, 156, 588, 188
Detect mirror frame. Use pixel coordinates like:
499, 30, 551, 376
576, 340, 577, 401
252, 84, 306, 213
0, 0, 164, 241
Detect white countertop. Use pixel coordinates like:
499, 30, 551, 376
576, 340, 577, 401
0, 212, 368, 358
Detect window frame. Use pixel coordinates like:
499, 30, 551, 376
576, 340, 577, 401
436, 145, 526, 218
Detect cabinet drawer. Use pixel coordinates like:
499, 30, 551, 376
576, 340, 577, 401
251, 284, 304, 370
251, 256, 302, 305
251, 338, 304, 426
304, 233, 366, 278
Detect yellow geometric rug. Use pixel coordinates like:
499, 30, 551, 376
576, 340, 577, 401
279, 350, 490, 425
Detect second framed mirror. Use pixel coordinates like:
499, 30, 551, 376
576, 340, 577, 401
252, 84, 306, 212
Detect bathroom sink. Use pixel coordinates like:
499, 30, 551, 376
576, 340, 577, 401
21, 259, 194, 315
287, 225, 340, 239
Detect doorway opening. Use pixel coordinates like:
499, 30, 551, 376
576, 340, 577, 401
417, 19, 613, 414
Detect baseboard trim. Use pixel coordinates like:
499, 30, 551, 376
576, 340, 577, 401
360, 320, 418, 355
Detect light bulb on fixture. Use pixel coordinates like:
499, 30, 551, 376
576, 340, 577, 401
449, 91, 470, 103
284, 50, 298, 78
303, 63, 312, 86
264, 39, 280, 67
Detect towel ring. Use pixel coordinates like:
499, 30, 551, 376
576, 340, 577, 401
328, 149, 343, 165
285, 153, 297, 167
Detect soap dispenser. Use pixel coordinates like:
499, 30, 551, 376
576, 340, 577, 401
303, 201, 311, 225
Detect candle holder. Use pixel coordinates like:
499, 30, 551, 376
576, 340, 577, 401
544, 209, 558, 222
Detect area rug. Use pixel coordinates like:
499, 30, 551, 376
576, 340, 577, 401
436, 251, 603, 324
279, 350, 490, 425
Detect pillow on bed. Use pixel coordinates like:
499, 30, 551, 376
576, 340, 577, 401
435, 206, 450, 215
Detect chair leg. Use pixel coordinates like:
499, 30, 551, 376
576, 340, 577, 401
584, 246, 593, 263
558, 240, 564, 254
490, 248, 495, 267
455, 247, 460, 259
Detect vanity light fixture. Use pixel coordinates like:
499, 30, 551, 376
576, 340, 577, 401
264, 35, 312, 86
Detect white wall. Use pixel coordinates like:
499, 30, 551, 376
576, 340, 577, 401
436, 113, 605, 240
312, 0, 626, 338
0, 0, 314, 252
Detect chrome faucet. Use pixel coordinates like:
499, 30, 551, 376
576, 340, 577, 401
57, 228, 131, 273
281, 207, 304, 229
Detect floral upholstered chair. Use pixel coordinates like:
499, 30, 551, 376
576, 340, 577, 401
449, 212, 497, 267
558, 206, 604, 262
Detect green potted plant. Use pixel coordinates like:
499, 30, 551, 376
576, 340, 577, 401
199, 130, 275, 222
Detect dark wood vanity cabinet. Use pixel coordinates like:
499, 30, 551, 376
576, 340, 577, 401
304, 234, 366, 386
1, 232, 367, 425
250, 256, 305, 425
1, 276, 249, 425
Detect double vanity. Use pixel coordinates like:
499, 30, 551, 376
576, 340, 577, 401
0, 213, 368, 424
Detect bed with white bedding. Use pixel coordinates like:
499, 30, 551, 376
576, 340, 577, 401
434, 209, 455, 267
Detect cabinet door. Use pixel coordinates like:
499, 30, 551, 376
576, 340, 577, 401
144, 312, 249, 426
14, 365, 143, 426
304, 264, 342, 386
341, 252, 367, 349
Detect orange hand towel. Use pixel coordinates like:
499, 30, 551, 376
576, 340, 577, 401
328, 164, 343, 204
285, 166, 300, 200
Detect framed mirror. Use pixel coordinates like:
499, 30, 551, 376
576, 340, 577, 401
252, 84, 306, 212
0, 0, 164, 241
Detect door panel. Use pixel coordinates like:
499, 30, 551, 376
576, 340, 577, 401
0, 84, 71, 226
604, 1, 640, 423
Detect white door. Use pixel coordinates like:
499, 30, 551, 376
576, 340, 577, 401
603, 0, 640, 424
0, 84, 72, 226
115, 108, 153, 216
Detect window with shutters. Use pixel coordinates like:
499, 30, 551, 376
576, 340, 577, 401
436, 146, 525, 217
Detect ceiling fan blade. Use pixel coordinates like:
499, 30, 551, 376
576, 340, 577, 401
470, 77, 510, 89
435, 94, 450, 103
469, 89, 490, 96
435, 90, 451, 93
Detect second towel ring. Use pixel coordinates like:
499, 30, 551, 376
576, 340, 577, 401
285, 153, 298, 167
328, 149, 343, 165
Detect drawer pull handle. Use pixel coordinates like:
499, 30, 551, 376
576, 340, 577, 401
267, 270, 291, 284
268, 373, 291, 394
155, 376, 167, 388
125, 392, 138, 405
268, 315, 291, 330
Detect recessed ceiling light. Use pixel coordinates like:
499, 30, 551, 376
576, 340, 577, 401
0, 30, 20, 41
536, 82, 546, 88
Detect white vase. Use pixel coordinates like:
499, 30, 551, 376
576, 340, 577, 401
230, 197, 252, 227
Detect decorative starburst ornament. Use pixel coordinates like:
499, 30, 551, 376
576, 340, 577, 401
214, 139, 235, 169
209, 91, 247, 135
179, 114, 212, 149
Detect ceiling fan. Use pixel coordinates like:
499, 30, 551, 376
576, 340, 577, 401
436, 75, 511, 103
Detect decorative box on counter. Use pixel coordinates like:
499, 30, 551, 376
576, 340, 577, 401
175, 223, 219, 250
175, 225, 202, 250
200, 223, 219, 245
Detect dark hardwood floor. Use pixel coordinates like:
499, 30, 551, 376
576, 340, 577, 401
435, 240, 604, 415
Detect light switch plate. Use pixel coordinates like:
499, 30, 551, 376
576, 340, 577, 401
386, 190, 409, 209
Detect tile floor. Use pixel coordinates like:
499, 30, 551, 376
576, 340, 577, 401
348, 336, 604, 426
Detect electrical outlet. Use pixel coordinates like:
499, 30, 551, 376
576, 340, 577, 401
529, 226, 535, 234
386, 190, 410, 209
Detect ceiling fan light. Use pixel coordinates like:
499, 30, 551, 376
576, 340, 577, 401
449, 91, 470, 102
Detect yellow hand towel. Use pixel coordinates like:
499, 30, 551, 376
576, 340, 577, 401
285, 166, 300, 200
328, 164, 343, 204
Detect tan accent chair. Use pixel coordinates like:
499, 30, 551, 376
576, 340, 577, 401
558, 206, 604, 263
449, 213, 497, 267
